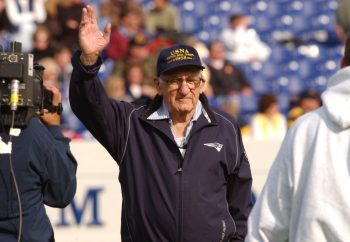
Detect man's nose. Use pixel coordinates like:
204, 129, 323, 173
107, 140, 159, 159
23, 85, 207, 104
178, 79, 191, 94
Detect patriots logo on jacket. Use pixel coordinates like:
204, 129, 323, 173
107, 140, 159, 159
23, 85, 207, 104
204, 143, 223, 152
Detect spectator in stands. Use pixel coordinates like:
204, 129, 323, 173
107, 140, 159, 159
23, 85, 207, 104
218, 95, 247, 128
335, 0, 350, 44
145, 0, 180, 35
53, 44, 73, 82
124, 62, 145, 100
113, 33, 156, 86
220, 14, 271, 64
104, 74, 133, 102
56, 0, 85, 50
105, 2, 144, 61
51, 44, 88, 138
38, 57, 62, 89
246, 36, 350, 242
123, 62, 157, 102
39, 56, 89, 139
43, 0, 60, 42
0, 0, 12, 33
96, 0, 119, 32
207, 40, 253, 96
5, 0, 47, 52
31, 25, 54, 61
70, 5, 253, 241
0, 0, 12, 48
287, 90, 322, 128
250, 94, 287, 140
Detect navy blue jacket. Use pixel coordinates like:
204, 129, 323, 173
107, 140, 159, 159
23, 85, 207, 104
0, 118, 77, 242
70, 51, 252, 242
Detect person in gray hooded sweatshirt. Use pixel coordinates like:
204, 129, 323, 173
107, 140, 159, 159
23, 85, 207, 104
246, 36, 350, 242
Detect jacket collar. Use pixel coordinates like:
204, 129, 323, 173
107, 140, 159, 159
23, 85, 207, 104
139, 94, 217, 145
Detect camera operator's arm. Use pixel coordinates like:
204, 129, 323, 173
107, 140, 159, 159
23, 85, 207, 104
39, 85, 77, 207
79, 5, 111, 65
40, 85, 61, 126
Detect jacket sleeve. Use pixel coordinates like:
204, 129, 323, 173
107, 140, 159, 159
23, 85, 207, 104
69, 50, 132, 162
42, 125, 77, 208
245, 136, 292, 242
227, 122, 253, 241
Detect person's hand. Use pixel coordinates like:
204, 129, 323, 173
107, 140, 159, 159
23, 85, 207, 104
40, 85, 62, 126
79, 5, 111, 65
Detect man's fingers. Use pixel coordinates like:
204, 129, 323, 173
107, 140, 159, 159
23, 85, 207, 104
80, 5, 99, 31
86, 5, 94, 24
81, 7, 88, 25
89, 5, 97, 24
44, 85, 62, 104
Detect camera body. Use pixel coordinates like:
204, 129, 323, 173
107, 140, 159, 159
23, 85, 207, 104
0, 42, 52, 127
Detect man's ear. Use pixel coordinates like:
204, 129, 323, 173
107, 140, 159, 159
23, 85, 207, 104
154, 77, 162, 95
199, 78, 206, 93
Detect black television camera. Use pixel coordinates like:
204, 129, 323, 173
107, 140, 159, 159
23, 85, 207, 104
0, 42, 54, 128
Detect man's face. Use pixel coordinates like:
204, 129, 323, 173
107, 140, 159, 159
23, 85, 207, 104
155, 67, 205, 116
210, 41, 225, 60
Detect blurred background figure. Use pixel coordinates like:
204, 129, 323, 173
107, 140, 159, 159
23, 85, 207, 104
43, 0, 60, 43
104, 74, 131, 101
179, 34, 210, 62
105, 2, 144, 62
250, 94, 287, 140
207, 40, 253, 96
335, 0, 350, 44
0, 0, 11, 33
288, 90, 322, 127
31, 25, 54, 61
0, 0, 12, 48
96, 0, 119, 32
5, 0, 47, 52
112, 33, 156, 85
53, 44, 73, 82
145, 0, 180, 35
38, 57, 61, 88
217, 95, 247, 128
39, 56, 89, 139
56, 0, 85, 51
220, 14, 271, 64
123, 62, 156, 102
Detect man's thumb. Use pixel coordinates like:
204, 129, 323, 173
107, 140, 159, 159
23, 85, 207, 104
103, 23, 112, 43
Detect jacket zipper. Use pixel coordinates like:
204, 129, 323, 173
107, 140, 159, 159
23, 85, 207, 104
177, 156, 183, 242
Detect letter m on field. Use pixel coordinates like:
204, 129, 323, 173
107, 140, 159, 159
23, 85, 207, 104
57, 188, 103, 226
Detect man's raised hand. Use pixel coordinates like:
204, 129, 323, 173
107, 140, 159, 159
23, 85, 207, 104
79, 5, 111, 65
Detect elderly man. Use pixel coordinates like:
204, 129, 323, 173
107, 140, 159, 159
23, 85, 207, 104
69, 5, 252, 242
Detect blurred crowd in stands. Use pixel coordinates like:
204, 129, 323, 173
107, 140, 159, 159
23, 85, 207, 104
0, 0, 348, 140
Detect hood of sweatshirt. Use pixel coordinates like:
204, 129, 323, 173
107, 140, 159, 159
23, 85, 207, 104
322, 66, 350, 129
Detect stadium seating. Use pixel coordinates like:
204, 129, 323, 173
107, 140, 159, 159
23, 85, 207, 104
138, 0, 342, 121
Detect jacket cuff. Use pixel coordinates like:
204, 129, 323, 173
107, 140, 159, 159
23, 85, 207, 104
71, 50, 103, 77
47, 125, 65, 139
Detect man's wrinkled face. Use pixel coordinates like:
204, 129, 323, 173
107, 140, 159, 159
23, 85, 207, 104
155, 67, 205, 116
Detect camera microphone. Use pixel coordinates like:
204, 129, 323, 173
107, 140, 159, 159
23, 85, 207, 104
10, 79, 20, 111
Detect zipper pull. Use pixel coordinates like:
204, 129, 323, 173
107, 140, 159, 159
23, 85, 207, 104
177, 167, 182, 174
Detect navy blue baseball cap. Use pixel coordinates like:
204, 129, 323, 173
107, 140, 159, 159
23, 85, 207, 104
156, 44, 205, 76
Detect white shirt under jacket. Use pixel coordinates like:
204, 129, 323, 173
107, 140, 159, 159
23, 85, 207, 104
246, 66, 350, 242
